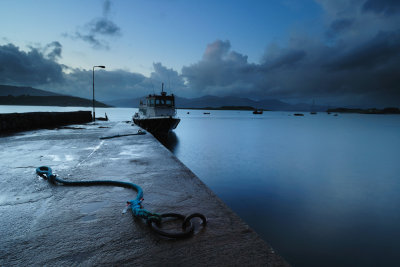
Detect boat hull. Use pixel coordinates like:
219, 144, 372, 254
133, 117, 180, 135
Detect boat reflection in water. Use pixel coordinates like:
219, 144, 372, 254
155, 131, 179, 153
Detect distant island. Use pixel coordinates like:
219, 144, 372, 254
327, 107, 400, 114
181, 106, 264, 111
0, 85, 110, 107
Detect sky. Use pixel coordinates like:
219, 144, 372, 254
0, 0, 399, 107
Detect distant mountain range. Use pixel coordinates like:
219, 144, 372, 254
105, 95, 328, 111
0, 85, 109, 107
1, 84, 329, 111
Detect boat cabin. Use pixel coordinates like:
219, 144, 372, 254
144, 92, 175, 108
138, 91, 177, 118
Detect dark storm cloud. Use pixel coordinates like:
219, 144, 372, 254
50, 68, 149, 100
362, 0, 400, 16
262, 49, 306, 70
42, 62, 189, 101
0, 42, 184, 101
0, 43, 64, 86
68, 0, 121, 49
179, 0, 400, 107
181, 40, 259, 96
326, 30, 400, 71
326, 19, 354, 38
182, 40, 312, 98
181, 26, 400, 106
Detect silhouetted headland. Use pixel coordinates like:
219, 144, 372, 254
327, 107, 400, 114
0, 95, 110, 107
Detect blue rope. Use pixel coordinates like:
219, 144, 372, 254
36, 166, 161, 223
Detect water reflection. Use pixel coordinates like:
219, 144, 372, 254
155, 131, 179, 152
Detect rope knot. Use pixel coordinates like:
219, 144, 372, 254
128, 198, 161, 224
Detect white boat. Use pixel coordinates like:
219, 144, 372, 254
133, 83, 180, 135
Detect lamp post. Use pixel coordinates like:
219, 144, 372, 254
92, 65, 105, 121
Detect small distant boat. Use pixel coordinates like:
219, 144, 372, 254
294, 113, 304, 116
310, 100, 317, 114
203, 112, 210, 115
253, 109, 263, 114
187, 112, 190, 114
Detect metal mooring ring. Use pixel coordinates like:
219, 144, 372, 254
183, 213, 207, 228
148, 213, 194, 238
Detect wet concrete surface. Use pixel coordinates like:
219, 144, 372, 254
0, 121, 288, 266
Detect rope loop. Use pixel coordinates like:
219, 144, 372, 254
35, 166, 206, 239
36, 166, 57, 183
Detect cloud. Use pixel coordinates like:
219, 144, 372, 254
181, 40, 259, 97
49, 68, 149, 100
0, 42, 184, 101
103, 0, 111, 16
362, 0, 400, 16
180, 25, 400, 107
0, 43, 64, 86
44, 41, 62, 61
89, 18, 120, 36
178, 1, 400, 107
262, 49, 306, 70
67, 0, 121, 49
326, 19, 354, 38
42, 62, 191, 101
150, 62, 186, 94
2, 0, 400, 107
326, 30, 400, 71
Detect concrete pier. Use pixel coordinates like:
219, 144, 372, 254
0, 121, 288, 266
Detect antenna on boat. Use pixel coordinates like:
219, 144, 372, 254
150, 80, 155, 94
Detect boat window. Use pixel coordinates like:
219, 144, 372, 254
156, 99, 160, 105
166, 100, 172, 105
150, 99, 155, 106
161, 99, 165, 105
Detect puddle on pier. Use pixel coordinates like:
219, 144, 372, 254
80, 200, 109, 213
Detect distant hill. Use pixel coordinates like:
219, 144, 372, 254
0, 95, 110, 107
0, 84, 110, 107
105, 95, 328, 111
0, 84, 62, 96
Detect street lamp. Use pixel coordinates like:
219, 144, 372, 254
92, 65, 105, 121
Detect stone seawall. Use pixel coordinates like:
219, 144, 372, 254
0, 111, 92, 133
0, 121, 288, 266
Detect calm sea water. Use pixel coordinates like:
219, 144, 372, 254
2, 105, 400, 266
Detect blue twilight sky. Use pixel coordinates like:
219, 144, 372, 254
1, 0, 399, 107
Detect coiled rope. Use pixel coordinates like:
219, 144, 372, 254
36, 166, 206, 238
